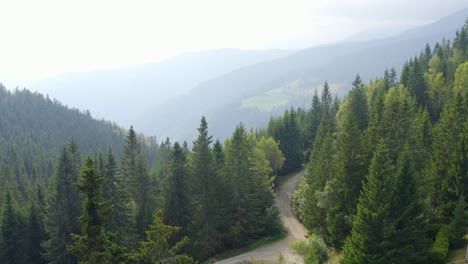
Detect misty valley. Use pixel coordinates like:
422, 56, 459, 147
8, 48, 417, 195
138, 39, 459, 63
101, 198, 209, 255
1, 3, 468, 264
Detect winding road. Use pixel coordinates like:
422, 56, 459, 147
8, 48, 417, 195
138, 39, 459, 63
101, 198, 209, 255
216, 171, 308, 264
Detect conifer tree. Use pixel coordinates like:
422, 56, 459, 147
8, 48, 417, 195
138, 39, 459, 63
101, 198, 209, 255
341, 143, 395, 264
448, 196, 467, 247
348, 74, 369, 130
129, 210, 194, 264
28, 202, 47, 264
69, 157, 121, 263
161, 142, 190, 233
43, 141, 82, 264
188, 117, 222, 259
387, 148, 430, 263
120, 127, 154, 238
102, 148, 135, 249
0, 192, 27, 264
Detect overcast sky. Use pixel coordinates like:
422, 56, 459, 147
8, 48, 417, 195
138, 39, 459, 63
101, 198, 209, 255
1, 0, 467, 88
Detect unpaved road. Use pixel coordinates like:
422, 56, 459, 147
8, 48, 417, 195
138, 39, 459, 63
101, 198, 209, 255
216, 171, 308, 264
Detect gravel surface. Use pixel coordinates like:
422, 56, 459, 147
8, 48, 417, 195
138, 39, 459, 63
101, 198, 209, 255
216, 171, 308, 264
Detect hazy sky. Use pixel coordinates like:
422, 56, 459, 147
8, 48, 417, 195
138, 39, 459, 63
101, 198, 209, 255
1, 0, 467, 88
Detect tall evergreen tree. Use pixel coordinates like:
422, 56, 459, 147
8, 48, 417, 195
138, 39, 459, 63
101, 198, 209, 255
102, 148, 135, 249
187, 117, 222, 259
341, 143, 394, 264
448, 196, 467, 247
69, 157, 120, 263
341, 144, 429, 264
0, 192, 27, 264
43, 141, 82, 264
28, 202, 47, 264
120, 127, 153, 238
348, 74, 369, 130
161, 142, 190, 233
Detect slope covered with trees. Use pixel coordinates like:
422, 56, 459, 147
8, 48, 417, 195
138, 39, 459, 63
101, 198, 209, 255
1, 13, 468, 264
0, 86, 285, 262
287, 20, 468, 263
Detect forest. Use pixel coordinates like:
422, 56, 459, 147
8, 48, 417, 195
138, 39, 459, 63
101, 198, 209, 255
1, 17, 468, 264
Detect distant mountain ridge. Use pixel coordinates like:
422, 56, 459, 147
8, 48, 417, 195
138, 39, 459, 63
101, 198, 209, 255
29, 49, 294, 129
140, 6, 468, 142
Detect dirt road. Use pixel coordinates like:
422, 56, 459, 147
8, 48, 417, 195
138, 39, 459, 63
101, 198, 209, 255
216, 171, 308, 264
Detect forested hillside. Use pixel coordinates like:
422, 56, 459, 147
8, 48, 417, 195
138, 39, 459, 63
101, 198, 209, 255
0, 86, 285, 262
1, 11, 468, 264
281, 21, 468, 263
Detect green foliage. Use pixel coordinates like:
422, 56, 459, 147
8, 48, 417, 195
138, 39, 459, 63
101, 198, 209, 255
120, 127, 155, 239
431, 225, 450, 263
187, 117, 223, 259
0, 192, 28, 264
448, 196, 467, 247
43, 140, 82, 264
223, 124, 279, 249
128, 210, 195, 264
291, 234, 329, 264
341, 143, 396, 264
348, 74, 369, 130
68, 157, 122, 263
256, 136, 285, 175
341, 144, 430, 264
102, 148, 136, 249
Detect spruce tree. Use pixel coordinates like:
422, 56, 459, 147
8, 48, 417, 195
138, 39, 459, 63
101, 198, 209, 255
129, 210, 194, 264
102, 148, 135, 249
387, 148, 430, 263
120, 127, 153, 238
348, 74, 369, 130
341, 143, 395, 264
161, 142, 190, 233
0, 192, 27, 264
43, 141, 82, 264
187, 117, 222, 259
69, 157, 120, 263
448, 196, 467, 247
28, 202, 47, 264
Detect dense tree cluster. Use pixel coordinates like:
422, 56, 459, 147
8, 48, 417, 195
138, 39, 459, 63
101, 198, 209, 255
290, 21, 468, 263
1, 18, 468, 264
0, 92, 284, 262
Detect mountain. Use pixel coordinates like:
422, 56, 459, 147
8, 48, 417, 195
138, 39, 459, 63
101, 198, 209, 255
140, 6, 468, 142
29, 49, 294, 129
0, 85, 157, 178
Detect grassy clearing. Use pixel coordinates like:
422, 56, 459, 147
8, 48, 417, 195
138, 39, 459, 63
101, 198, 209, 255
446, 246, 467, 263
328, 249, 341, 264
241, 88, 292, 112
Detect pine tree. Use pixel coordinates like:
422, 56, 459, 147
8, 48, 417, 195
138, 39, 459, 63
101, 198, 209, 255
187, 117, 222, 259
68, 157, 121, 263
348, 74, 369, 130
120, 127, 154, 238
161, 142, 190, 233
386, 148, 430, 263
448, 196, 467, 247
43, 141, 82, 264
278, 108, 303, 173
341, 143, 395, 264
0, 192, 27, 264
102, 148, 136, 249
341, 144, 429, 263
325, 108, 367, 248
303, 118, 335, 236
28, 202, 47, 264
129, 210, 194, 264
